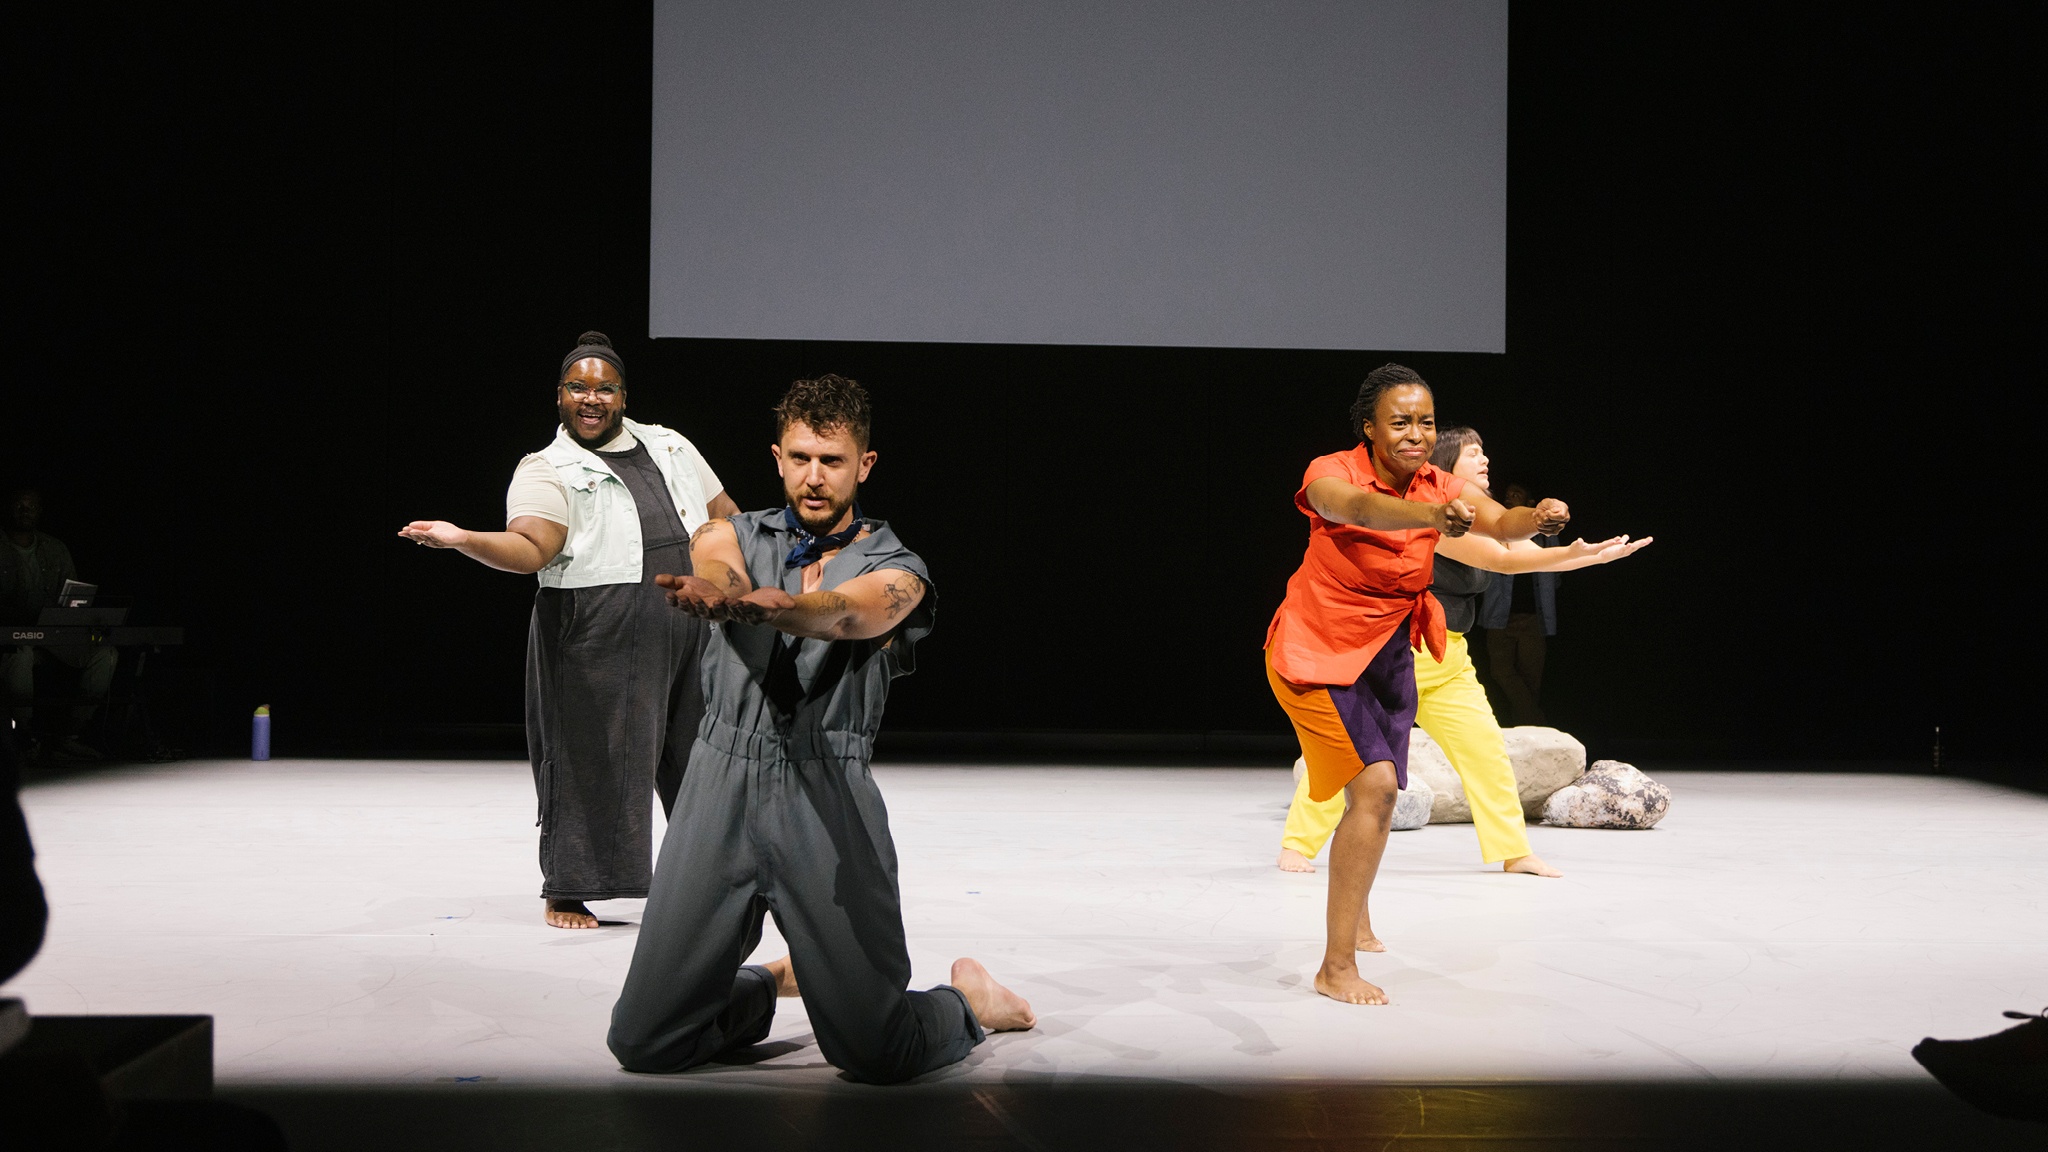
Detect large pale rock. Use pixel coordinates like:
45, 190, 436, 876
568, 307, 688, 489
1404, 725, 1586, 824
1288, 757, 1435, 831
1405, 729, 1468, 823
1540, 760, 1671, 829
1390, 774, 1435, 831
1502, 727, 1588, 818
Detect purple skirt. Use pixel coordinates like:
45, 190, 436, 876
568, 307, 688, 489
1324, 616, 1418, 790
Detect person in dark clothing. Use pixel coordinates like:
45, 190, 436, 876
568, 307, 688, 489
1481, 482, 1560, 726
400, 331, 741, 928
1, 487, 116, 761
0, 729, 46, 988
609, 375, 1034, 1084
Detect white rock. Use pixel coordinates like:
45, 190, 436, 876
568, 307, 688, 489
1540, 760, 1671, 829
1501, 727, 1588, 818
1400, 725, 1586, 824
1288, 756, 1435, 831
1406, 729, 1469, 823
1390, 774, 1435, 831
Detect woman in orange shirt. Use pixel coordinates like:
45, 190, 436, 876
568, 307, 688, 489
1266, 363, 1569, 1006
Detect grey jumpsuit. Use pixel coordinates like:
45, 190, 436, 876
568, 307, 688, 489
608, 510, 984, 1085
524, 439, 708, 901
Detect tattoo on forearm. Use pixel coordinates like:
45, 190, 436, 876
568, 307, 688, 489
813, 592, 852, 615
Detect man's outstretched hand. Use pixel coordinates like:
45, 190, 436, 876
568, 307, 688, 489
720, 587, 797, 624
658, 573, 796, 624
657, 573, 727, 617
1533, 499, 1571, 536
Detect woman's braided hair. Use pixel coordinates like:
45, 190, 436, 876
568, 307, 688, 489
1348, 362, 1430, 442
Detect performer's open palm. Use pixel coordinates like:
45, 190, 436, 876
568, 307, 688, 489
1586, 534, 1653, 563
725, 587, 798, 624
398, 520, 466, 548
659, 573, 730, 617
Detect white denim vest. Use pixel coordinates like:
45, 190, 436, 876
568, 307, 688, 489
533, 417, 714, 588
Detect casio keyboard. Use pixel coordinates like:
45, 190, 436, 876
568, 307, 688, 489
7, 625, 184, 647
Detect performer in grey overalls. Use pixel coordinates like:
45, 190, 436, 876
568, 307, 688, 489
608, 374, 1034, 1084
400, 331, 740, 928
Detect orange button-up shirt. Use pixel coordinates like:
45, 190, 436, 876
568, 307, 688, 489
1263, 444, 1466, 686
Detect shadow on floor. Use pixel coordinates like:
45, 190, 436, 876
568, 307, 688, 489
226, 1077, 2040, 1152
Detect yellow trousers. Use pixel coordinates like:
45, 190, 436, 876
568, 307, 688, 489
1280, 631, 1531, 863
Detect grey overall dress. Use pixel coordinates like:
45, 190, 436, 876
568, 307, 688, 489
524, 439, 708, 901
608, 509, 984, 1085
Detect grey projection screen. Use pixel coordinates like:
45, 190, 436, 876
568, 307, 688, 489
651, 1, 1506, 351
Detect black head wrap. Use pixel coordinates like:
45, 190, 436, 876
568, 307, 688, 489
560, 330, 625, 383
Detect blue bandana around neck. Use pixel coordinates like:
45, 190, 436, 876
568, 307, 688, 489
783, 502, 866, 570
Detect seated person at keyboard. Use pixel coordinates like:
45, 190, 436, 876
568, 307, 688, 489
0, 486, 114, 762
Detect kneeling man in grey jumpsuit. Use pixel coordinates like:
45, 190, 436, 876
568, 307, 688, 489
609, 374, 1034, 1084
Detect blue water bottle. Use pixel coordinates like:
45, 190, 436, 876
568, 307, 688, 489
252, 705, 271, 761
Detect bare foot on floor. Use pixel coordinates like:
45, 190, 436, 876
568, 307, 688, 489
1504, 853, 1563, 878
1314, 962, 1390, 1006
1276, 848, 1316, 873
763, 955, 801, 997
544, 898, 600, 929
950, 957, 1036, 1032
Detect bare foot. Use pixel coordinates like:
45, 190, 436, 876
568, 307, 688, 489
1314, 961, 1390, 1006
762, 955, 801, 997
950, 957, 1036, 1032
1276, 848, 1316, 873
1355, 933, 1387, 953
544, 898, 599, 929
1504, 853, 1563, 878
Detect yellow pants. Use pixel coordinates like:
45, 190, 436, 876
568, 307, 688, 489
1280, 631, 1531, 864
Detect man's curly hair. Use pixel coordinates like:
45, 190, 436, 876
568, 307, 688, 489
774, 374, 872, 448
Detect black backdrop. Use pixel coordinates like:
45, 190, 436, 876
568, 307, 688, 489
8, 5, 2038, 765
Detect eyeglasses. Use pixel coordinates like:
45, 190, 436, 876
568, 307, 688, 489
563, 383, 623, 400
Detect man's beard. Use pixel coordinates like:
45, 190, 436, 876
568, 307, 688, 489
788, 488, 856, 536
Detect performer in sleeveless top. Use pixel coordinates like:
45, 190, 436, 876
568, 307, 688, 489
1265, 365, 1571, 1006
609, 375, 1033, 1084
400, 331, 740, 928
1276, 425, 1652, 881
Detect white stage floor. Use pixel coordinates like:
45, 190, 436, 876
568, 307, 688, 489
6, 760, 2044, 1088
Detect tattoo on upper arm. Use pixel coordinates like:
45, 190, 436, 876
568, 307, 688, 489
880, 573, 924, 617
722, 567, 744, 592
690, 519, 724, 544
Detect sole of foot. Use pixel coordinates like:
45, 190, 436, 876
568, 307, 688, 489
1314, 964, 1390, 1006
763, 955, 801, 997
544, 899, 600, 929
1276, 849, 1315, 873
1504, 854, 1563, 878
951, 957, 1036, 1032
